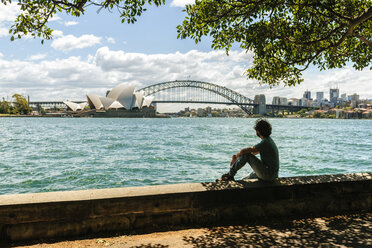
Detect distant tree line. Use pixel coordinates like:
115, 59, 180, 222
0, 94, 32, 115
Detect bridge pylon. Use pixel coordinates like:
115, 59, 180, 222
253, 94, 267, 115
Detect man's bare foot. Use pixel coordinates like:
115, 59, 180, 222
220, 173, 235, 181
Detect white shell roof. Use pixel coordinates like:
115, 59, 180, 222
63, 101, 79, 111
108, 101, 124, 109
142, 96, 154, 107
87, 94, 103, 110
63, 101, 88, 111
107, 83, 130, 100
134, 92, 144, 108
99, 97, 115, 110
78, 102, 87, 110
116, 84, 136, 109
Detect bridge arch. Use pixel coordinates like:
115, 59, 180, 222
138, 80, 254, 114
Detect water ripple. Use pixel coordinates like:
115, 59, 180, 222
0, 117, 371, 195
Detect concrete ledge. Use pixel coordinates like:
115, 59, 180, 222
0, 173, 371, 241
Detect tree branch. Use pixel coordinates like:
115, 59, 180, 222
353, 31, 372, 48
77, 0, 88, 11
331, 29, 350, 56
37, 4, 56, 31
51, 0, 78, 9
330, 6, 372, 54
351, 6, 372, 27
318, 3, 353, 21
288, 1, 352, 21
51, 0, 88, 11
282, 25, 345, 45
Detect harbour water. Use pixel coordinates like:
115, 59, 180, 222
0, 118, 371, 195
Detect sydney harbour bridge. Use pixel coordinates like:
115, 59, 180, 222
29, 80, 312, 115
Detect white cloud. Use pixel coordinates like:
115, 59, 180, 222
0, 47, 370, 105
0, 3, 20, 38
92, 47, 255, 90
27, 53, 47, 61
64, 21, 78, 27
170, 0, 195, 7
0, 3, 20, 23
0, 27, 9, 37
106, 37, 115, 44
49, 15, 61, 22
0, 56, 109, 101
52, 30, 64, 37
51, 34, 102, 52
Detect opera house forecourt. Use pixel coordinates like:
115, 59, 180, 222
63, 83, 156, 117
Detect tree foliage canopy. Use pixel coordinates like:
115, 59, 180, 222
0, 98, 12, 114
177, 0, 372, 86
0, 95, 32, 114
12, 94, 32, 114
1, 0, 164, 43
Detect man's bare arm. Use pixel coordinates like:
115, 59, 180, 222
237, 147, 259, 157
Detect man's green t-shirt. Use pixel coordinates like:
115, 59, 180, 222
254, 136, 279, 173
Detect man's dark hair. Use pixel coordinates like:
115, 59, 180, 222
254, 118, 272, 138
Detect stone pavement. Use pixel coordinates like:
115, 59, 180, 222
4, 212, 371, 248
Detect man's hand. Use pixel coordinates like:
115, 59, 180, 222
230, 147, 259, 167
237, 148, 251, 157
237, 147, 259, 157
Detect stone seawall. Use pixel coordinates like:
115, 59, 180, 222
0, 173, 371, 241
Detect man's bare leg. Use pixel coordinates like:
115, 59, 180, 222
230, 155, 237, 166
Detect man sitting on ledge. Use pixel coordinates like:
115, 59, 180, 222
221, 118, 279, 181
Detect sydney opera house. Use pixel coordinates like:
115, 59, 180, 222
64, 84, 156, 117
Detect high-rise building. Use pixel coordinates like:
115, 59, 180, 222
254, 94, 266, 105
303, 90, 311, 100
330, 88, 339, 104
280, 97, 288, 105
316, 92, 324, 101
349, 93, 360, 108
272, 96, 281, 105
272, 96, 288, 105
288, 98, 299, 106
350, 93, 360, 102
341, 93, 347, 101
206, 106, 212, 114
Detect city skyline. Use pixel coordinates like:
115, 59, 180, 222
273, 88, 366, 102
269, 87, 367, 109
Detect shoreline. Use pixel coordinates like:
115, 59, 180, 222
1, 114, 371, 119
0, 114, 171, 118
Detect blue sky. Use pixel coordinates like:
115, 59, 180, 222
0, 1, 371, 111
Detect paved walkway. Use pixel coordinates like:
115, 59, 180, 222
5, 212, 371, 248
